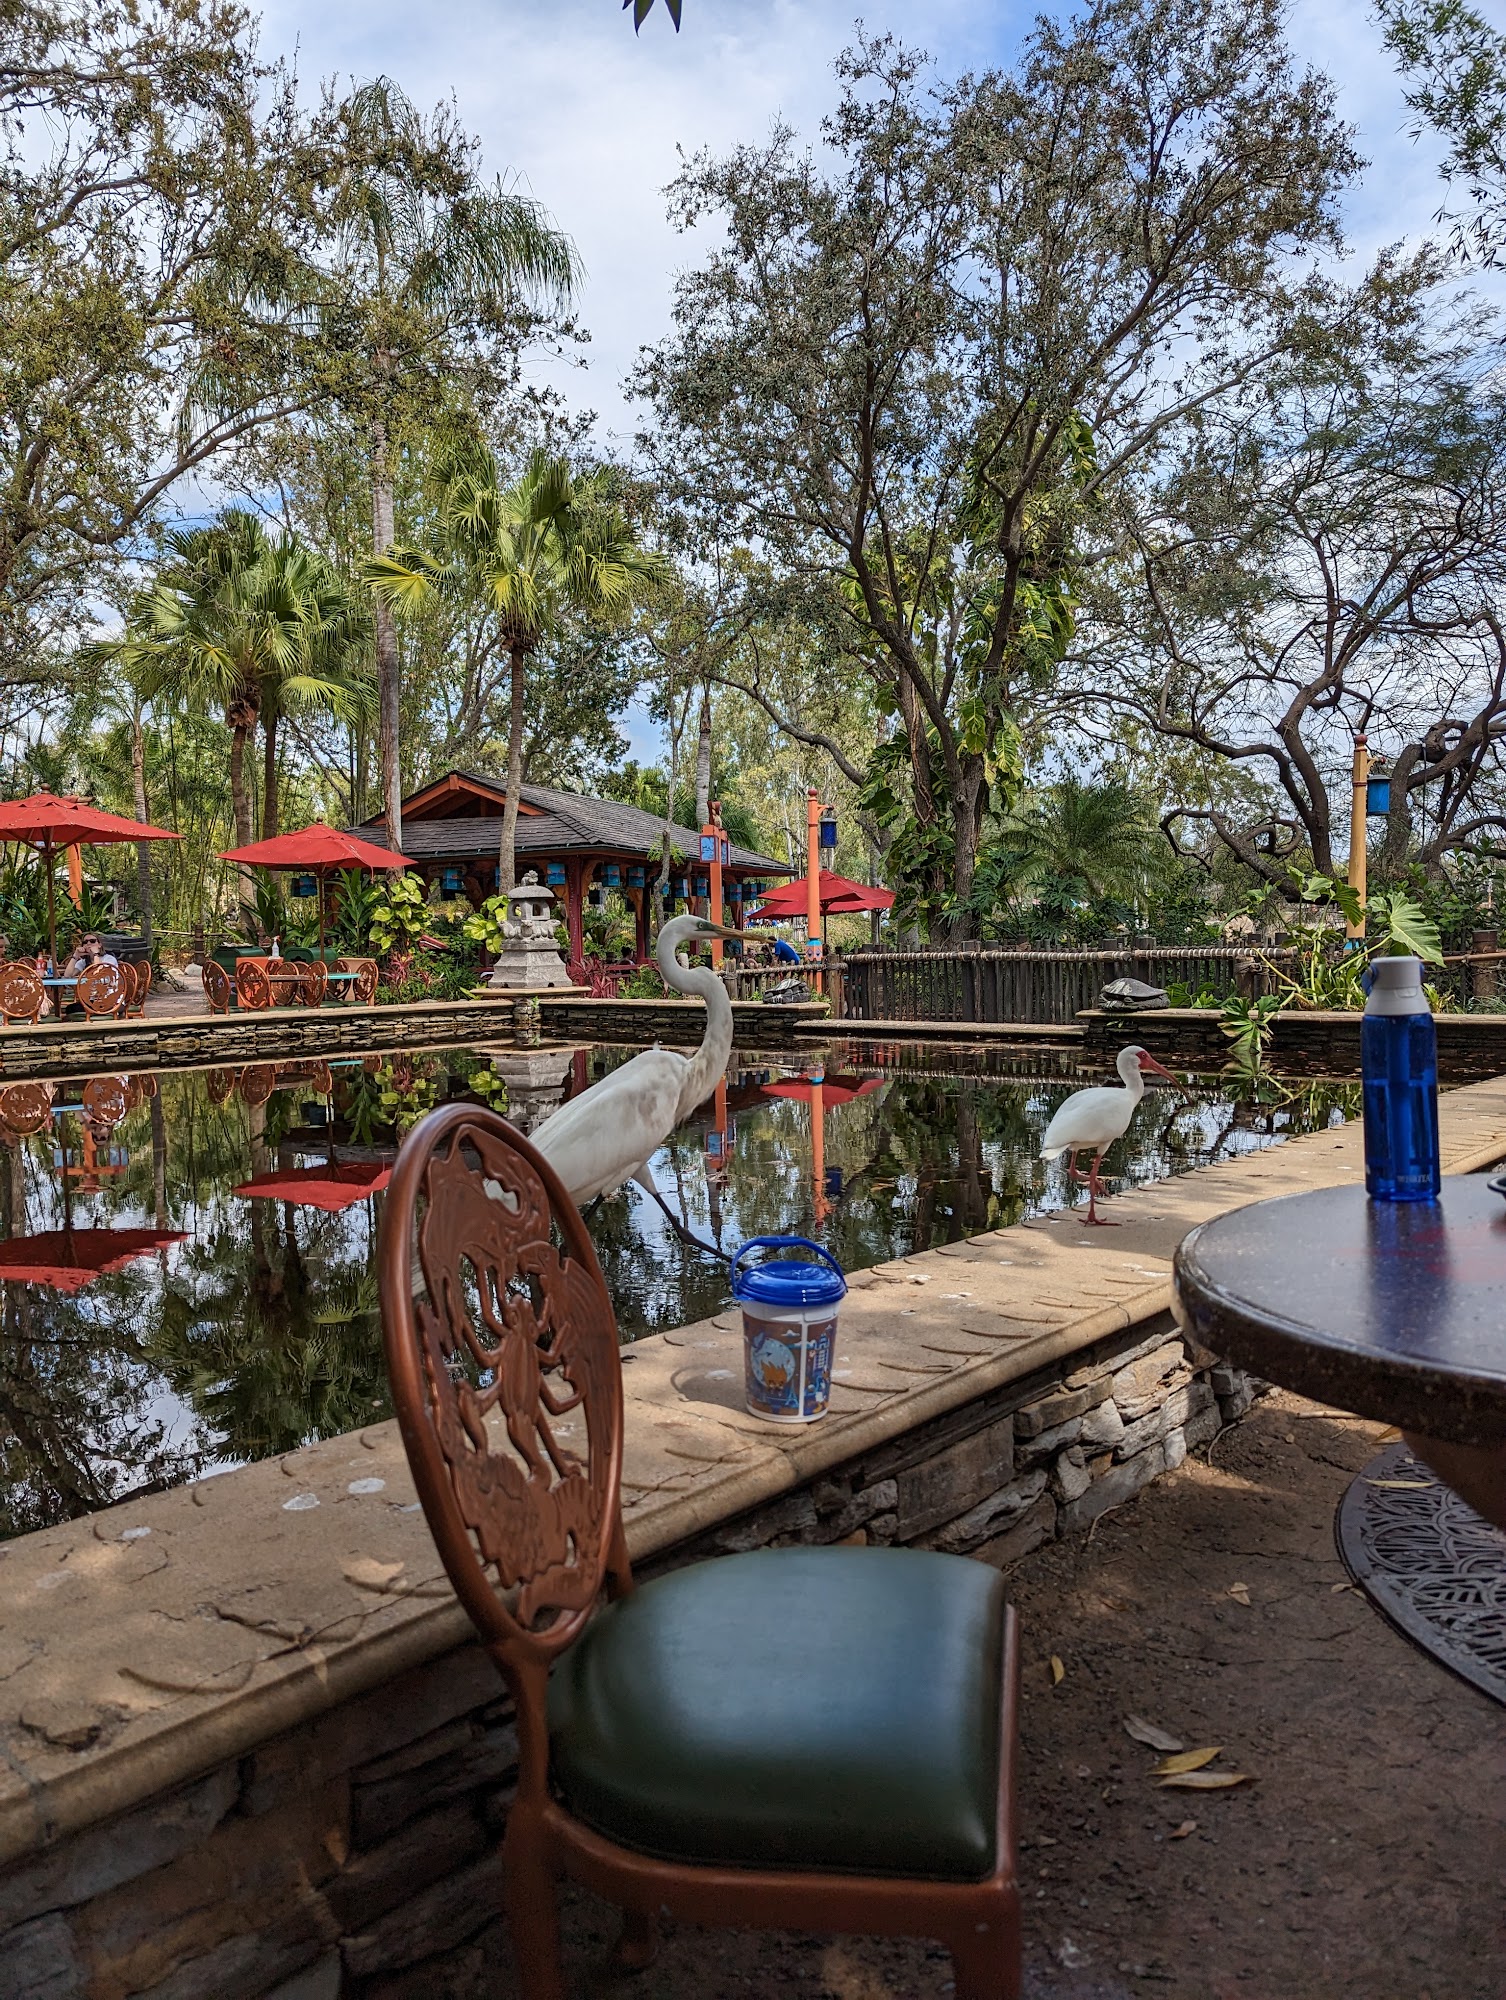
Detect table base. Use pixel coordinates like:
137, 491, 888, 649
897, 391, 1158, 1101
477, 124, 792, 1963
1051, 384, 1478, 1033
1336, 1443, 1506, 1708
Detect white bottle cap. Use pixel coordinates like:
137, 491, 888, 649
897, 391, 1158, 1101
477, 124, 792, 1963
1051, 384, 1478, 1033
1365, 954, 1427, 1016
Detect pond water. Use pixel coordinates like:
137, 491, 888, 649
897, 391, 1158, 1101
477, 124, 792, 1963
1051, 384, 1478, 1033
0, 1042, 1359, 1539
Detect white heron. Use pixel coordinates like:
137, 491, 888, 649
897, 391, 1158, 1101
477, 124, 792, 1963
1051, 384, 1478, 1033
1039, 1045, 1180, 1225
529, 914, 738, 1205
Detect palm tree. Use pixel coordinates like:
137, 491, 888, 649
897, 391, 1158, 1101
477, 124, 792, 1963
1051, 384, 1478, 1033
993, 778, 1163, 908
369, 446, 669, 890
325, 79, 579, 849
119, 511, 368, 907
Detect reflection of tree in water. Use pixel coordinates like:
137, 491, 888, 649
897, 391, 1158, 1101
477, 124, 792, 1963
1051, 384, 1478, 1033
0, 1139, 207, 1538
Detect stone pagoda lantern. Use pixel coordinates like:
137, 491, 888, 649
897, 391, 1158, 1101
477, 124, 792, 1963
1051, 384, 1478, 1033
487, 871, 571, 990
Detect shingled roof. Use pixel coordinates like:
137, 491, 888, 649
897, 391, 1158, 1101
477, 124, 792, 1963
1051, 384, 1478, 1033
354, 770, 790, 876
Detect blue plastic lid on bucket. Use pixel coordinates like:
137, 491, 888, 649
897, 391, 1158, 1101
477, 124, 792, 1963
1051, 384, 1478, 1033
731, 1236, 847, 1308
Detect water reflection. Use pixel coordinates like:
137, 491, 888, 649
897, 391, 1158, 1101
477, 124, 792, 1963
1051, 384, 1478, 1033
0, 1044, 1358, 1539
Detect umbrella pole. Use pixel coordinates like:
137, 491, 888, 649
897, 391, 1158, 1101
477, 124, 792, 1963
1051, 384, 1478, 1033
319, 868, 327, 960
44, 837, 57, 973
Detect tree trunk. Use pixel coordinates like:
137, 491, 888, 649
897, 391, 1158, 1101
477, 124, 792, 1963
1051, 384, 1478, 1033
949, 764, 986, 942
228, 722, 254, 916
498, 644, 528, 895
130, 709, 154, 948
371, 415, 403, 850
695, 687, 712, 826
262, 706, 280, 844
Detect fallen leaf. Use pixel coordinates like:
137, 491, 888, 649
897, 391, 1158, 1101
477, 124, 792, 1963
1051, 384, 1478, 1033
342, 1557, 406, 1592
1365, 1477, 1432, 1491
1227, 1582, 1251, 1605
1373, 1425, 1402, 1443
1124, 1715, 1184, 1753
1330, 1580, 1358, 1594
1050, 1655, 1065, 1686
1156, 1771, 1252, 1791
1154, 1746, 1223, 1775
1168, 1820, 1198, 1840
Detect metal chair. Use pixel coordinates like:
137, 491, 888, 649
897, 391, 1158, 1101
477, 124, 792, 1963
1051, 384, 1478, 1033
122, 960, 152, 1018
76, 961, 125, 1018
0, 963, 45, 1025
235, 959, 271, 1011
337, 955, 379, 1005
299, 960, 329, 1008
202, 961, 233, 1014
378, 1105, 1021, 2000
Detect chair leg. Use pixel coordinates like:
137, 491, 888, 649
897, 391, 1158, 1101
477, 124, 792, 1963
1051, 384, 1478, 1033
609, 1906, 659, 1973
501, 1811, 568, 2000
948, 1904, 1022, 2000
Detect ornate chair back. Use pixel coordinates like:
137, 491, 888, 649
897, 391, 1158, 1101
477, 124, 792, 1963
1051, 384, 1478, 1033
202, 961, 232, 1014
299, 961, 329, 1008
378, 1105, 629, 1747
0, 963, 44, 1024
123, 961, 152, 1016
342, 957, 378, 1005
235, 959, 271, 1011
76, 961, 124, 1018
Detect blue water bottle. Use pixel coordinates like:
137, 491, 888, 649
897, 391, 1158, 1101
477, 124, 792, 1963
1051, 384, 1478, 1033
1361, 955, 1440, 1201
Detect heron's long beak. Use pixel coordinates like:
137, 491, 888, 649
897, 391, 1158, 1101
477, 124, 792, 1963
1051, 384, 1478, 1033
702, 922, 741, 939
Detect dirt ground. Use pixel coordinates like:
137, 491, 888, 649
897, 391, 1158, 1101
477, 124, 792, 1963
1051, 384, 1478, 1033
465, 1392, 1504, 2000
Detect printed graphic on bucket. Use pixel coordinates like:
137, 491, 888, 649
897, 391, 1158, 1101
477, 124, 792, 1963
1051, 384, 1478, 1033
743, 1312, 838, 1421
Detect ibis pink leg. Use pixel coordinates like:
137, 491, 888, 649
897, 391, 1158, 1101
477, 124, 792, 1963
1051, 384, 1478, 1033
1084, 1151, 1119, 1226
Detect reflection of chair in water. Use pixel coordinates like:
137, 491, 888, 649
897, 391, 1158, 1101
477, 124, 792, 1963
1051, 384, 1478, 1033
379, 1104, 1022, 2000
204, 1067, 237, 1104
76, 961, 125, 1019
0, 962, 44, 1024
82, 1076, 130, 1128
235, 960, 271, 1011
238, 1064, 276, 1106
202, 961, 233, 1014
0, 1081, 54, 1136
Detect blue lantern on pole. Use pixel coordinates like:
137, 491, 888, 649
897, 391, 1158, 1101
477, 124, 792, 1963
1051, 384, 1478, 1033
627, 865, 645, 888
699, 833, 717, 863
1366, 776, 1392, 817
546, 862, 566, 886
819, 811, 838, 851
604, 864, 622, 888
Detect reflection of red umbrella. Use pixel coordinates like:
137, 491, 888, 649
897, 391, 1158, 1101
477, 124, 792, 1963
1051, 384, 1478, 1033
219, 821, 412, 956
748, 870, 894, 919
0, 792, 180, 969
0, 1228, 186, 1293
762, 1074, 884, 1106
234, 1162, 392, 1212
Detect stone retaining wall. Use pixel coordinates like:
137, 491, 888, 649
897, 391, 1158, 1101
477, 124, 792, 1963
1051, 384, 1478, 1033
1078, 1005, 1506, 1080
0, 1315, 1255, 2000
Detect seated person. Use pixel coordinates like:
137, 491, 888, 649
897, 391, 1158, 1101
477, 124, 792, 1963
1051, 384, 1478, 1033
61, 932, 118, 979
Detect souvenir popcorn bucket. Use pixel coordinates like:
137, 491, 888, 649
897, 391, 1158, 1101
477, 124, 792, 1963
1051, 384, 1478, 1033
731, 1235, 847, 1425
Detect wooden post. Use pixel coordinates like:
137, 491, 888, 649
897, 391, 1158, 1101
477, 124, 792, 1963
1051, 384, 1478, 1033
1347, 735, 1369, 941
563, 859, 585, 972
1472, 929, 1498, 1003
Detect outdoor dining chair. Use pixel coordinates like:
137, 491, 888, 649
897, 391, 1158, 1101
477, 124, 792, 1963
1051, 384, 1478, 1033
336, 955, 379, 1005
121, 961, 151, 1017
299, 960, 329, 1008
202, 961, 233, 1014
0, 963, 45, 1025
75, 961, 125, 1019
378, 1104, 1022, 2000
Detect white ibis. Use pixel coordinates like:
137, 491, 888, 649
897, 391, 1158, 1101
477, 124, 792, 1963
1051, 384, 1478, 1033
530, 914, 737, 1204
1039, 1045, 1179, 1225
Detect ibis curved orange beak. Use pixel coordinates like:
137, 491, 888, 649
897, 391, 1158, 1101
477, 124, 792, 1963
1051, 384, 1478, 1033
1137, 1053, 1179, 1082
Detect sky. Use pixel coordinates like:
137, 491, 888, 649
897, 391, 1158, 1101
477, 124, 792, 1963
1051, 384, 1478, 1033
250, 0, 1490, 761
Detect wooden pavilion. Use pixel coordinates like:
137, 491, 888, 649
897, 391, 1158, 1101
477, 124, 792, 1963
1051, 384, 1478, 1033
351, 770, 790, 964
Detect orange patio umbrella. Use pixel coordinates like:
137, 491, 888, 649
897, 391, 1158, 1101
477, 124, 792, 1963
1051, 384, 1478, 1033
0, 1227, 187, 1293
233, 1161, 392, 1213
0, 792, 180, 970
219, 821, 411, 956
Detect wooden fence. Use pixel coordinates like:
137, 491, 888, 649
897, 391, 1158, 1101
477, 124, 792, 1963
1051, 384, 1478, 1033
840, 946, 1294, 1026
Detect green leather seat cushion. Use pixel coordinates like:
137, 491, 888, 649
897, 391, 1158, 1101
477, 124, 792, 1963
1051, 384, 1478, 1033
547, 1546, 1007, 1879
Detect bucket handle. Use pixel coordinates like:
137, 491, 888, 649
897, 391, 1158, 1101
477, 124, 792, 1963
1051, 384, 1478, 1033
731, 1235, 845, 1287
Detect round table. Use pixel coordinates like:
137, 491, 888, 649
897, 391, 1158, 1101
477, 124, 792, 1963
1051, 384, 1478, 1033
1174, 1175, 1506, 1526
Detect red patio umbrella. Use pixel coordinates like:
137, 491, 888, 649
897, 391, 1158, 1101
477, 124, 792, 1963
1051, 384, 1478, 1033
0, 793, 180, 970
0, 1227, 187, 1293
219, 821, 412, 956
747, 870, 895, 920
233, 1162, 392, 1213
761, 1074, 884, 1107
